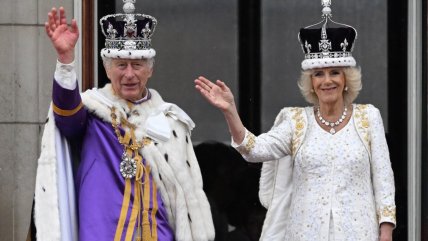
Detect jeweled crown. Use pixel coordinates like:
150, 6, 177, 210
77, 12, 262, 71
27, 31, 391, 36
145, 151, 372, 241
298, 0, 358, 70
99, 0, 157, 59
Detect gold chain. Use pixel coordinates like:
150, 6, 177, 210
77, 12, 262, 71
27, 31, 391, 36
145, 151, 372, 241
110, 107, 151, 150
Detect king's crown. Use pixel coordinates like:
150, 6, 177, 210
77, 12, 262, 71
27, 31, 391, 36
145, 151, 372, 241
99, 0, 157, 52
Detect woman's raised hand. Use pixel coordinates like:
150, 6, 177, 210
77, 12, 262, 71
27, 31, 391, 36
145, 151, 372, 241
194, 76, 236, 113
195, 76, 246, 144
45, 7, 79, 64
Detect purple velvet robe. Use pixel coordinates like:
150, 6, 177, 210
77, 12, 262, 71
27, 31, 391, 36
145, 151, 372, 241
52, 80, 174, 241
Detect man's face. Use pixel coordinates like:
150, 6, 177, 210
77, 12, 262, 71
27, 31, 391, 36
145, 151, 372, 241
105, 58, 153, 101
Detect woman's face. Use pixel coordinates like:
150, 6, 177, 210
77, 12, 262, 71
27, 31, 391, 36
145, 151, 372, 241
311, 67, 346, 106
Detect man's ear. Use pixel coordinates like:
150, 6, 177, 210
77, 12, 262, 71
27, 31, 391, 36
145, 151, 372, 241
147, 67, 153, 78
104, 64, 111, 79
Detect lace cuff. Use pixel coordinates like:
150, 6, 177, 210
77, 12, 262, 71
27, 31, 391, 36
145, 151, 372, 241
231, 129, 256, 155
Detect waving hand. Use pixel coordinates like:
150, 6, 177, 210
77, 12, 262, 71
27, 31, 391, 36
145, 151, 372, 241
45, 7, 79, 64
195, 76, 246, 144
194, 76, 236, 112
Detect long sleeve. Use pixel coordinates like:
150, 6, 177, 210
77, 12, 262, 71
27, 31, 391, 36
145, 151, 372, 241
368, 105, 396, 226
52, 60, 87, 138
231, 108, 294, 163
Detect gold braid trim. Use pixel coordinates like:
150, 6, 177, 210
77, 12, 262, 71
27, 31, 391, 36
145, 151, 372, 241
52, 102, 83, 116
114, 179, 132, 241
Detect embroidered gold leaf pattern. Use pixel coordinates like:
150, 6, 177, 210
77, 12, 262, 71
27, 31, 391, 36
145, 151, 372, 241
362, 120, 369, 128
355, 104, 370, 152
296, 122, 304, 131
378, 206, 396, 223
244, 132, 256, 154
291, 108, 305, 156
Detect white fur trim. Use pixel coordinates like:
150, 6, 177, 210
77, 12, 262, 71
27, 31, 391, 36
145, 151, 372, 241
301, 56, 356, 70
34, 107, 61, 241
34, 107, 78, 241
101, 48, 156, 59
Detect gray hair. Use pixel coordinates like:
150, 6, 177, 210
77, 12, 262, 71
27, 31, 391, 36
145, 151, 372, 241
102, 56, 155, 69
297, 66, 362, 105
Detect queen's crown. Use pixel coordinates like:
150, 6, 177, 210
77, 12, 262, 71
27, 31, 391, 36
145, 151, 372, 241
298, 0, 358, 70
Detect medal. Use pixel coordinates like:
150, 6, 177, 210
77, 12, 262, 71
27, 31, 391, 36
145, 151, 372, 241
120, 152, 137, 179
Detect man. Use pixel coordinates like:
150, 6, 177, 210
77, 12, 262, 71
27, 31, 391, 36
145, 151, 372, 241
32, 2, 214, 241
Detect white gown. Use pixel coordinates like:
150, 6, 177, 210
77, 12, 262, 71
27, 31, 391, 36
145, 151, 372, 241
290, 112, 377, 240
233, 105, 396, 241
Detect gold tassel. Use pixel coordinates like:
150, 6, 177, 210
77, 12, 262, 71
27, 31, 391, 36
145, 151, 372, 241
151, 180, 159, 240
111, 107, 159, 241
142, 165, 152, 240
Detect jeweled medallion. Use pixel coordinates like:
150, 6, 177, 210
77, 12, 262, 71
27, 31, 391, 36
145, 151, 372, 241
120, 153, 137, 179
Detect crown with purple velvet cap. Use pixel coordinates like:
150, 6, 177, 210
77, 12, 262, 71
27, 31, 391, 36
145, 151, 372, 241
99, 0, 157, 59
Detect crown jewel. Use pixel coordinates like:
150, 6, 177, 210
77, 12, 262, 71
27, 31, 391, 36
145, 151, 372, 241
298, 0, 358, 70
100, 0, 157, 59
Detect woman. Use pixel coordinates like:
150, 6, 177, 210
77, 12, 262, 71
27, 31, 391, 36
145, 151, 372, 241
195, 2, 395, 241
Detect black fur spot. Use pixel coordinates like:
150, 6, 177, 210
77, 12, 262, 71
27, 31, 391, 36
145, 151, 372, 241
188, 213, 192, 222
186, 160, 191, 167
185, 136, 189, 143
45, 117, 49, 123
173, 130, 177, 138
129, 52, 132, 55
159, 174, 162, 180
154, 142, 158, 146
164, 153, 168, 162
42, 187, 46, 192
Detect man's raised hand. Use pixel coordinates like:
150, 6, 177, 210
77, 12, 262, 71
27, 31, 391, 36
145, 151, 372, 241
45, 7, 79, 64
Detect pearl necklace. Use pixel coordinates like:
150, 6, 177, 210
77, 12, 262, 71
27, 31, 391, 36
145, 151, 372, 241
316, 106, 348, 134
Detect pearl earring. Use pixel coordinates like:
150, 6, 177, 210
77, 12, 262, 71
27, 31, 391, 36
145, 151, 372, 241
310, 89, 314, 93
344, 86, 348, 92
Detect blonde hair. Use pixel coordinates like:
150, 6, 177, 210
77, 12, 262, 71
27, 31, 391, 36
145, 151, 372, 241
297, 66, 362, 105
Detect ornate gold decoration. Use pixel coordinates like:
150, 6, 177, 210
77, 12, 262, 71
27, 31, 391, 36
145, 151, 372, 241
291, 108, 305, 156
378, 206, 396, 223
111, 106, 158, 241
243, 132, 256, 154
354, 104, 371, 151
110, 106, 152, 179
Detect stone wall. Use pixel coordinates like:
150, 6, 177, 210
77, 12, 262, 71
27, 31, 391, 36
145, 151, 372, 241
0, 0, 73, 240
